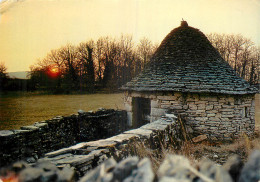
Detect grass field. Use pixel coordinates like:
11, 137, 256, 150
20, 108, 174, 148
0, 93, 259, 131
0, 92, 124, 130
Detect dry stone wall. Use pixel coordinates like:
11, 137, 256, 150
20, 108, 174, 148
125, 91, 255, 140
37, 117, 181, 178
2, 141, 260, 182
0, 109, 127, 168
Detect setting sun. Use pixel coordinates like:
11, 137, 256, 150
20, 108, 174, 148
47, 66, 60, 78
50, 67, 59, 74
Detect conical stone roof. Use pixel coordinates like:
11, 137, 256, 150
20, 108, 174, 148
122, 21, 258, 94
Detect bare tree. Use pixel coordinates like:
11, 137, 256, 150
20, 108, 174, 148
137, 37, 154, 69
239, 38, 254, 78
0, 62, 8, 90
207, 33, 259, 84
58, 44, 79, 89
0, 62, 7, 75
77, 41, 95, 92
118, 35, 134, 86
95, 37, 106, 83
249, 46, 260, 84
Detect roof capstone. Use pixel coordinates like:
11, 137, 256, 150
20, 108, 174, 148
181, 20, 188, 27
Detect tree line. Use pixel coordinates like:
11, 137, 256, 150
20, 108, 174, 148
207, 33, 259, 85
29, 35, 157, 93
0, 33, 259, 93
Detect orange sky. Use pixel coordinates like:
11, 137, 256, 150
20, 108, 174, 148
0, 0, 259, 72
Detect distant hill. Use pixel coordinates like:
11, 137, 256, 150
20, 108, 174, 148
7, 71, 30, 79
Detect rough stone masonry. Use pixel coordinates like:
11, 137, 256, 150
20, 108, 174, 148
0, 109, 128, 168
124, 91, 255, 140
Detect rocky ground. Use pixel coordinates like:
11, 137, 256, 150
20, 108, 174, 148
191, 134, 260, 165
2, 150, 259, 182
81, 150, 260, 182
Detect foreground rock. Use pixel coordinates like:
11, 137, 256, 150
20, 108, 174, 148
0, 161, 75, 182
1, 150, 259, 182
238, 150, 260, 182
79, 157, 154, 182
80, 150, 260, 182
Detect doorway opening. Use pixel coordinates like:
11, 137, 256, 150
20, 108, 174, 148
132, 97, 151, 128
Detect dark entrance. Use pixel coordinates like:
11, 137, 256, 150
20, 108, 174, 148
132, 97, 151, 128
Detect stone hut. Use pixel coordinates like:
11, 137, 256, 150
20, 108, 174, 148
121, 21, 258, 139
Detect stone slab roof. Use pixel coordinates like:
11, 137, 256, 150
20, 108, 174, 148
122, 22, 258, 95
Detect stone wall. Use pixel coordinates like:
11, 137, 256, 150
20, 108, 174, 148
0, 109, 127, 168
77, 109, 127, 142
124, 91, 255, 140
1, 115, 260, 182
37, 116, 181, 178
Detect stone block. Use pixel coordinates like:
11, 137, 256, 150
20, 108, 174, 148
141, 122, 168, 131
207, 113, 216, 117
173, 92, 182, 97
213, 105, 222, 109
169, 100, 180, 104
151, 108, 166, 117
86, 140, 117, 148
124, 128, 153, 139
188, 104, 197, 110
197, 113, 207, 117
107, 133, 137, 144
195, 117, 208, 122
151, 100, 160, 108
192, 134, 207, 143
148, 94, 157, 99
200, 96, 217, 101
206, 105, 214, 110
226, 97, 235, 102
208, 101, 219, 105
222, 112, 234, 115
197, 105, 206, 110
157, 96, 176, 100
127, 112, 133, 126
150, 116, 157, 122
130, 92, 142, 97
0, 130, 15, 138
164, 105, 183, 110
195, 101, 208, 104
124, 103, 132, 112
222, 115, 234, 118
183, 105, 188, 110
215, 113, 221, 118
196, 110, 205, 114
220, 108, 234, 112
20, 126, 39, 131
206, 110, 218, 114
45, 148, 73, 158
222, 105, 235, 109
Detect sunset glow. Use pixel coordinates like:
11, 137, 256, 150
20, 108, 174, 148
47, 66, 60, 78
0, 0, 259, 72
